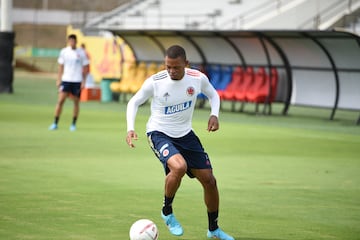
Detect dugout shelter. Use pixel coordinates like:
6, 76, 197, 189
97, 28, 360, 123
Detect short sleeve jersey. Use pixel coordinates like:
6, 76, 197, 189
127, 68, 220, 138
58, 46, 89, 82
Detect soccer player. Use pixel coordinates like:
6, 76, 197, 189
49, 34, 89, 131
126, 45, 234, 240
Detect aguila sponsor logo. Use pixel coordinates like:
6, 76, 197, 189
165, 101, 192, 114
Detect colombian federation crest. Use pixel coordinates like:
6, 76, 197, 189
186, 86, 195, 96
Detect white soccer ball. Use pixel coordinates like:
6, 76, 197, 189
129, 219, 159, 240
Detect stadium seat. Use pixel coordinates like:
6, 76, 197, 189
192, 64, 208, 107
110, 81, 119, 91
146, 62, 159, 77
217, 65, 233, 99
190, 63, 205, 72
157, 63, 165, 72
129, 62, 147, 93
198, 64, 221, 101
246, 67, 278, 103
110, 63, 136, 93
246, 67, 266, 102
234, 67, 254, 102
222, 66, 244, 101
207, 64, 222, 90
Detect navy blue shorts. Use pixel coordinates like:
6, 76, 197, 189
147, 130, 212, 178
59, 81, 81, 98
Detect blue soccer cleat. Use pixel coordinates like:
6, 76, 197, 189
161, 212, 183, 236
69, 124, 76, 131
48, 123, 58, 130
207, 228, 235, 240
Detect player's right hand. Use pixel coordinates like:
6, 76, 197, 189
126, 130, 138, 148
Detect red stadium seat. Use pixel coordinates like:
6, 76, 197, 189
222, 66, 243, 100
269, 68, 278, 102
234, 67, 254, 101
246, 67, 266, 102
247, 67, 278, 103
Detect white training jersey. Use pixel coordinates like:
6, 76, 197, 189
127, 68, 220, 138
58, 46, 89, 82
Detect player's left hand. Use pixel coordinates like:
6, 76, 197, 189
207, 115, 219, 132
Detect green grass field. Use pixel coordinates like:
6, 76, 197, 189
1, 71, 360, 240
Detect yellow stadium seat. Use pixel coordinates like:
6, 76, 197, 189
110, 81, 121, 92
130, 62, 147, 93
158, 63, 165, 71
118, 62, 136, 93
146, 62, 158, 77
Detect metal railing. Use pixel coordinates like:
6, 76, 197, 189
219, 0, 301, 29
298, 0, 360, 29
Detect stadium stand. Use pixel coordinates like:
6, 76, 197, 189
85, 0, 360, 31
80, 0, 360, 123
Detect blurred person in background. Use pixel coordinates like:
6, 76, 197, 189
49, 34, 89, 131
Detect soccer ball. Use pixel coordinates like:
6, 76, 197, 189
129, 219, 159, 240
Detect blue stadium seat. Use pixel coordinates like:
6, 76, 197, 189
217, 65, 233, 98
